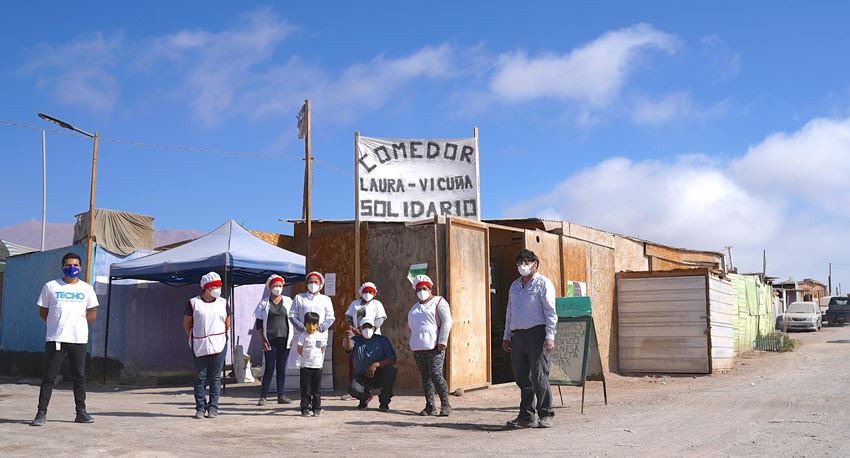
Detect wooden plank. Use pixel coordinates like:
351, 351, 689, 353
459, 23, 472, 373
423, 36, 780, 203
589, 244, 615, 373
561, 236, 589, 284
446, 217, 491, 391
617, 268, 710, 280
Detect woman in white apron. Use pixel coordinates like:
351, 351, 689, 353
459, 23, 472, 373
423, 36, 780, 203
182, 272, 231, 419
408, 274, 453, 416
254, 274, 294, 406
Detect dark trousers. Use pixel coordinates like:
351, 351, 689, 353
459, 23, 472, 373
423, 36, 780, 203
193, 350, 226, 413
510, 325, 554, 419
348, 366, 397, 406
37, 342, 88, 413
260, 337, 289, 398
299, 367, 322, 412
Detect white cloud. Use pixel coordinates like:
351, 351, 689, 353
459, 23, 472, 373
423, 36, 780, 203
632, 92, 729, 124
505, 116, 850, 281
490, 23, 678, 105
25, 32, 123, 113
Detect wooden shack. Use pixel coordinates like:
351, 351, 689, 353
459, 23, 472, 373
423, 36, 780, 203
293, 216, 618, 391
616, 269, 735, 374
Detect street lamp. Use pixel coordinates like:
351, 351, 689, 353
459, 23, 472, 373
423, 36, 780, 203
37, 113, 99, 282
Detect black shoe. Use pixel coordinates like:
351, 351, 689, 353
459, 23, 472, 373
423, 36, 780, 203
357, 400, 368, 409
313, 409, 322, 417
438, 405, 452, 417
74, 410, 94, 424
378, 404, 390, 412
277, 395, 292, 405
419, 405, 435, 416
505, 415, 538, 429
30, 411, 47, 427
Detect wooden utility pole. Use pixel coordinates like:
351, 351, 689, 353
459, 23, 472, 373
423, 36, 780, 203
829, 262, 833, 296
85, 132, 99, 282
354, 131, 361, 291
302, 99, 312, 270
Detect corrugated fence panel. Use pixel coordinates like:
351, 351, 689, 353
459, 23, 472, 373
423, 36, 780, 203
709, 276, 735, 371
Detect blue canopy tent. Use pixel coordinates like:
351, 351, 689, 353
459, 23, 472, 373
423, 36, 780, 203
105, 220, 306, 383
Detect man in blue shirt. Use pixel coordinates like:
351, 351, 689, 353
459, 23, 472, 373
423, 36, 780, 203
502, 249, 558, 429
343, 317, 397, 412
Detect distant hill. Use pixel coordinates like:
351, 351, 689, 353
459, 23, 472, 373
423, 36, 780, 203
0, 219, 203, 251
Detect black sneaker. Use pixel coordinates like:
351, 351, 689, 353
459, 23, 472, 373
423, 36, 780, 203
505, 415, 538, 429
30, 410, 47, 427
356, 400, 368, 409
313, 409, 322, 417
419, 405, 435, 416
277, 395, 292, 405
300, 410, 311, 417
378, 404, 390, 412
74, 410, 94, 424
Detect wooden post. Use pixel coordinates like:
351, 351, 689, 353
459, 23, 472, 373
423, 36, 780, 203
473, 127, 481, 220
354, 132, 361, 291
85, 132, 99, 282
303, 99, 312, 271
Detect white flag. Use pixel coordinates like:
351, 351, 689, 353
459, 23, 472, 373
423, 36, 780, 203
296, 103, 307, 139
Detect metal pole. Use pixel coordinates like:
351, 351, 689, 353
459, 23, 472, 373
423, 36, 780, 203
829, 262, 832, 296
304, 99, 312, 271
85, 133, 99, 282
41, 129, 47, 251
473, 127, 480, 220
103, 277, 113, 384
354, 131, 361, 292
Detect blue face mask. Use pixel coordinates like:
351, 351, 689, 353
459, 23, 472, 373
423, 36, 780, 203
63, 265, 81, 279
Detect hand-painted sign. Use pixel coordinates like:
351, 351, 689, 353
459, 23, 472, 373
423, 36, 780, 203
356, 136, 480, 222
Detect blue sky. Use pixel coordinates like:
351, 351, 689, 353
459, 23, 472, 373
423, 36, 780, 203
2, 2, 850, 288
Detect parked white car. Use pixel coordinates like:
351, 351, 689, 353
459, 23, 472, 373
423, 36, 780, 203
783, 301, 822, 332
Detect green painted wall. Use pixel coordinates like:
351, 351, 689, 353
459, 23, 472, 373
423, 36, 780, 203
729, 273, 775, 353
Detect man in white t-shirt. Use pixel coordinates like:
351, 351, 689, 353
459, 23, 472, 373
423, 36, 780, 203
30, 252, 99, 427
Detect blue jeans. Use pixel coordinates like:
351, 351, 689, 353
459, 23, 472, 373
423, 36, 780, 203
193, 349, 226, 413
260, 337, 290, 398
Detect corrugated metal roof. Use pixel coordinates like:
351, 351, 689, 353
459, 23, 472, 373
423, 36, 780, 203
0, 239, 38, 261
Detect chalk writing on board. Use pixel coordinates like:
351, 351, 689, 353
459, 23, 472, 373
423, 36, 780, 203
550, 321, 587, 385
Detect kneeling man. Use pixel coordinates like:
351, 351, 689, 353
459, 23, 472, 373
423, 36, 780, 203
344, 317, 397, 412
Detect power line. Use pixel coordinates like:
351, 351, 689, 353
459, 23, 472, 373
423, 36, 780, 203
0, 118, 351, 176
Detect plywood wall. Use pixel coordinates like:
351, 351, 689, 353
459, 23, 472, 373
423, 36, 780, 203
613, 236, 649, 273
308, 224, 368, 390
524, 230, 563, 295
446, 219, 491, 390
367, 224, 440, 391
589, 244, 616, 373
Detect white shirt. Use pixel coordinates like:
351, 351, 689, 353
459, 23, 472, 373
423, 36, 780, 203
504, 273, 558, 341
297, 332, 326, 369
37, 279, 99, 344
408, 296, 452, 351
289, 292, 335, 341
345, 299, 387, 334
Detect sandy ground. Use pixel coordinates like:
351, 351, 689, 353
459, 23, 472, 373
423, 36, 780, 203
1, 325, 849, 457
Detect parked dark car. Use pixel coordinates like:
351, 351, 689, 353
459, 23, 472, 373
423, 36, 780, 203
825, 296, 850, 325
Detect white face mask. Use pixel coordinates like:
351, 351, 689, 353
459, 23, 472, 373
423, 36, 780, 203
361, 328, 374, 339
518, 263, 534, 277
362, 292, 374, 302
417, 290, 431, 301
270, 286, 283, 296
307, 283, 321, 294
210, 288, 222, 299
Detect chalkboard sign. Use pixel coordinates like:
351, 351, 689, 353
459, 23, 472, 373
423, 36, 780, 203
550, 296, 608, 413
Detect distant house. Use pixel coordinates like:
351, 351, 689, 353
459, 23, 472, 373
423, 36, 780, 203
773, 277, 827, 306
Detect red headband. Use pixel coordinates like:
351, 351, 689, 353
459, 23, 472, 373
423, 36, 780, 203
203, 280, 223, 289
362, 286, 377, 294
269, 276, 284, 285
415, 281, 432, 290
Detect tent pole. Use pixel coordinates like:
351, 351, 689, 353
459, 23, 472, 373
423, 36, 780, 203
103, 277, 113, 384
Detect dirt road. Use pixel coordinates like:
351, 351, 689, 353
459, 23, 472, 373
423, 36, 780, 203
1, 325, 848, 457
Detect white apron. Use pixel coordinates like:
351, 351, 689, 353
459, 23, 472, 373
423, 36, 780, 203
189, 296, 228, 357
408, 296, 443, 351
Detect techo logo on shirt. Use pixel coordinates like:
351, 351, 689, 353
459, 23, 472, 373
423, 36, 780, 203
55, 291, 86, 300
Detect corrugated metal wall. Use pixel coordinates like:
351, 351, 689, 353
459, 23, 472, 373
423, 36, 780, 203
729, 273, 776, 353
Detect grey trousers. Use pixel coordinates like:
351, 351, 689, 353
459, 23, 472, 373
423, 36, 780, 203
511, 325, 554, 419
